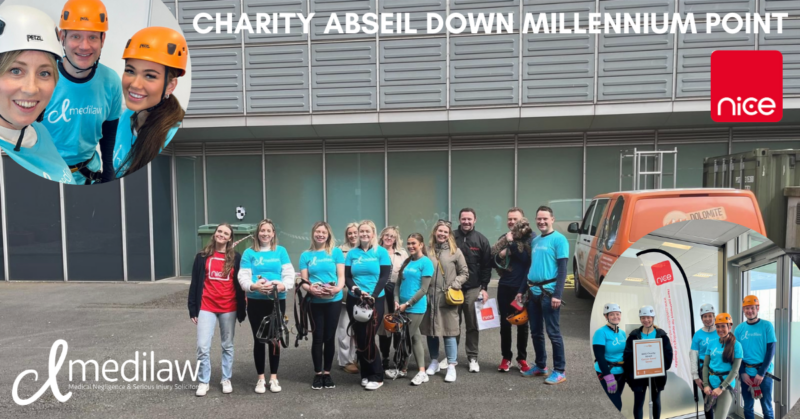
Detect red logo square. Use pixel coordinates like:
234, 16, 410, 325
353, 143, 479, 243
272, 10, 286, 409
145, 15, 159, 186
711, 50, 783, 123
651, 260, 674, 286
481, 307, 495, 321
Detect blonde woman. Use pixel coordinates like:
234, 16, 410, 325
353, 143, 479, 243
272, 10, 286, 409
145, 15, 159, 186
336, 222, 360, 374
237, 219, 295, 394
299, 221, 345, 390
345, 220, 392, 390
378, 226, 409, 374
421, 220, 468, 383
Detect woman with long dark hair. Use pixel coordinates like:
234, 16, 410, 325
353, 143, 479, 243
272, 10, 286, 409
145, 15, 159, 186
187, 222, 246, 396
624, 306, 673, 419
299, 221, 345, 390
703, 313, 743, 418
113, 26, 186, 178
237, 219, 295, 394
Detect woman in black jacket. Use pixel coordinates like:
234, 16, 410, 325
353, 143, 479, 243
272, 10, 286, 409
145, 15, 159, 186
623, 306, 673, 419
187, 223, 247, 396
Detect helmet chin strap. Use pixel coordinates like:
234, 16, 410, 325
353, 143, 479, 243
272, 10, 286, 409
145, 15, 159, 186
61, 31, 102, 74
0, 109, 45, 152
131, 77, 169, 131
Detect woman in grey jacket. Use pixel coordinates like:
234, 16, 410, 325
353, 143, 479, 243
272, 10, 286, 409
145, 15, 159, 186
421, 220, 468, 383
378, 226, 409, 375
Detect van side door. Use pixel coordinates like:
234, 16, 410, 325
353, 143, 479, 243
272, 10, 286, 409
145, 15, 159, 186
575, 200, 597, 278
583, 198, 610, 284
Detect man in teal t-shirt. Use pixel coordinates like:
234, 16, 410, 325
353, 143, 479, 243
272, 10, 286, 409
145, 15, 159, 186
516, 206, 569, 385
735, 295, 777, 419
44, 0, 122, 185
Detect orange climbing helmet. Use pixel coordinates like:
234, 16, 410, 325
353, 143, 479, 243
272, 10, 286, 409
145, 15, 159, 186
507, 309, 528, 326
383, 314, 404, 334
715, 313, 733, 325
742, 295, 760, 307
122, 26, 188, 76
60, 0, 108, 32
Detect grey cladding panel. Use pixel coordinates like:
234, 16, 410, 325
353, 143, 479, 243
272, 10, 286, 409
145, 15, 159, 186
759, 44, 800, 96
450, 57, 519, 84
600, 31, 674, 53
380, 38, 446, 63
180, 0, 242, 47
247, 89, 309, 112
678, 23, 754, 48
760, 0, 800, 17
380, 0, 446, 12
192, 69, 243, 93
522, 78, 593, 103
380, 11, 446, 37
759, 19, 800, 46
523, 54, 594, 79
450, 34, 519, 60
381, 84, 447, 109
445, 8, 520, 31
246, 44, 309, 69
599, 0, 674, 17
247, 67, 309, 91
187, 92, 244, 114
598, 74, 672, 100
450, 0, 520, 9
312, 42, 376, 66
312, 63, 377, 88
679, 0, 754, 18
599, 49, 673, 77
676, 72, 710, 97
677, 46, 742, 73
191, 48, 243, 72
450, 80, 518, 106
523, 32, 595, 56
162, 0, 176, 16
311, 0, 375, 14
523, 1, 596, 27
310, 15, 375, 40
312, 87, 377, 111
381, 62, 446, 86
243, 0, 308, 43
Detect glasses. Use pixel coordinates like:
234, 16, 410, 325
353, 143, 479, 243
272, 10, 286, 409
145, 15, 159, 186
437, 219, 452, 227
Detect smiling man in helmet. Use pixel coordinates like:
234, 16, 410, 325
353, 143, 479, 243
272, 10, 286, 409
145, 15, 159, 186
735, 295, 777, 419
44, 0, 122, 184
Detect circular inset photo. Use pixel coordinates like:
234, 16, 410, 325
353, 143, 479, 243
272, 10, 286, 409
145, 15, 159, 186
589, 219, 799, 419
0, 0, 191, 185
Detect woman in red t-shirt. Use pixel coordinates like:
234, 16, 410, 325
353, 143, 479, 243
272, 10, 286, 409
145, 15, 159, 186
187, 223, 247, 397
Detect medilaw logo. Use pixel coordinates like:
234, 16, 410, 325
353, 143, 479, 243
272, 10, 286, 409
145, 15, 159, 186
711, 50, 783, 123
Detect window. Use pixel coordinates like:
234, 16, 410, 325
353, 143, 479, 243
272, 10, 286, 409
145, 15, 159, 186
603, 197, 624, 250
580, 201, 596, 235
589, 199, 609, 236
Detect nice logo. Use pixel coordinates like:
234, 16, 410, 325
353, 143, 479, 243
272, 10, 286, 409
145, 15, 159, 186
711, 50, 783, 123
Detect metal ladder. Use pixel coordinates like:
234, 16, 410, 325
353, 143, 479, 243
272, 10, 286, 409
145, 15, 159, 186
619, 148, 678, 191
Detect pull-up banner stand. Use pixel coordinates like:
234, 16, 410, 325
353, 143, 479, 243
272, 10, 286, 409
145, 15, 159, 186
636, 249, 698, 417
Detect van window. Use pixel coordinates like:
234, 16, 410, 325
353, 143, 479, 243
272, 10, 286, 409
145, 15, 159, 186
589, 199, 609, 236
580, 201, 596, 235
604, 197, 625, 250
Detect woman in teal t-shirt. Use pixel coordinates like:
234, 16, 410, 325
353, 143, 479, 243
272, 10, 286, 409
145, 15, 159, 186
703, 313, 743, 419
299, 221, 345, 390
592, 302, 627, 411
237, 219, 295, 395
390, 233, 434, 386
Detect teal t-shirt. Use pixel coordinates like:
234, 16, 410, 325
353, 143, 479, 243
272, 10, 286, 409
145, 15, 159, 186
593, 325, 626, 375
299, 247, 344, 303
0, 123, 76, 184
241, 246, 291, 300
43, 63, 123, 183
641, 329, 657, 340
113, 108, 180, 177
527, 231, 569, 296
691, 328, 717, 366
707, 338, 743, 388
734, 319, 777, 377
398, 256, 434, 314
345, 246, 391, 298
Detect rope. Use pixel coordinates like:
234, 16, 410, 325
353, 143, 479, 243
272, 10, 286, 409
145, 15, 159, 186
390, 312, 412, 376
348, 296, 378, 363
294, 279, 315, 347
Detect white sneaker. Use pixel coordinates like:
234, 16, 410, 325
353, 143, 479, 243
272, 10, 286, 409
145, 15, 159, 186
195, 382, 209, 396
438, 358, 448, 370
469, 358, 480, 373
445, 365, 457, 382
426, 360, 441, 376
411, 371, 429, 386
269, 379, 281, 393
221, 380, 232, 394
255, 378, 266, 394
361, 378, 369, 387
365, 381, 383, 390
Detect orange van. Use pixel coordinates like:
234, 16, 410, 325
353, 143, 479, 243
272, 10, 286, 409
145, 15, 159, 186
567, 188, 766, 298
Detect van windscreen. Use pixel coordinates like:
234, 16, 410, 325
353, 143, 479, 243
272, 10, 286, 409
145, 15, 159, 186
629, 196, 762, 243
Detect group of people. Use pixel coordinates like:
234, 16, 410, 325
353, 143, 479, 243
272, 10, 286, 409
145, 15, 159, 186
0, 0, 186, 185
594, 297, 777, 419
187, 206, 571, 395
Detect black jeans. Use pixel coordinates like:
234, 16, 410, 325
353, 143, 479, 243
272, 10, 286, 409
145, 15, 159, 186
310, 301, 341, 373
246, 298, 286, 375
347, 296, 385, 382
497, 284, 528, 361
599, 373, 627, 411
633, 385, 661, 419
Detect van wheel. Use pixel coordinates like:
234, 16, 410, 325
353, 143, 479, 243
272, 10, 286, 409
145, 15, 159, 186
574, 261, 590, 299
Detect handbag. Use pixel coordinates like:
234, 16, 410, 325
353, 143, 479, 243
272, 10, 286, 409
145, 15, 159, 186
437, 257, 464, 305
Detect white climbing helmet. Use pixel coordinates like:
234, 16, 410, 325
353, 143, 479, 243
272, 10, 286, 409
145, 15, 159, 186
639, 305, 656, 317
353, 300, 374, 323
603, 303, 621, 315
0, 5, 62, 57
700, 303, 716, 316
